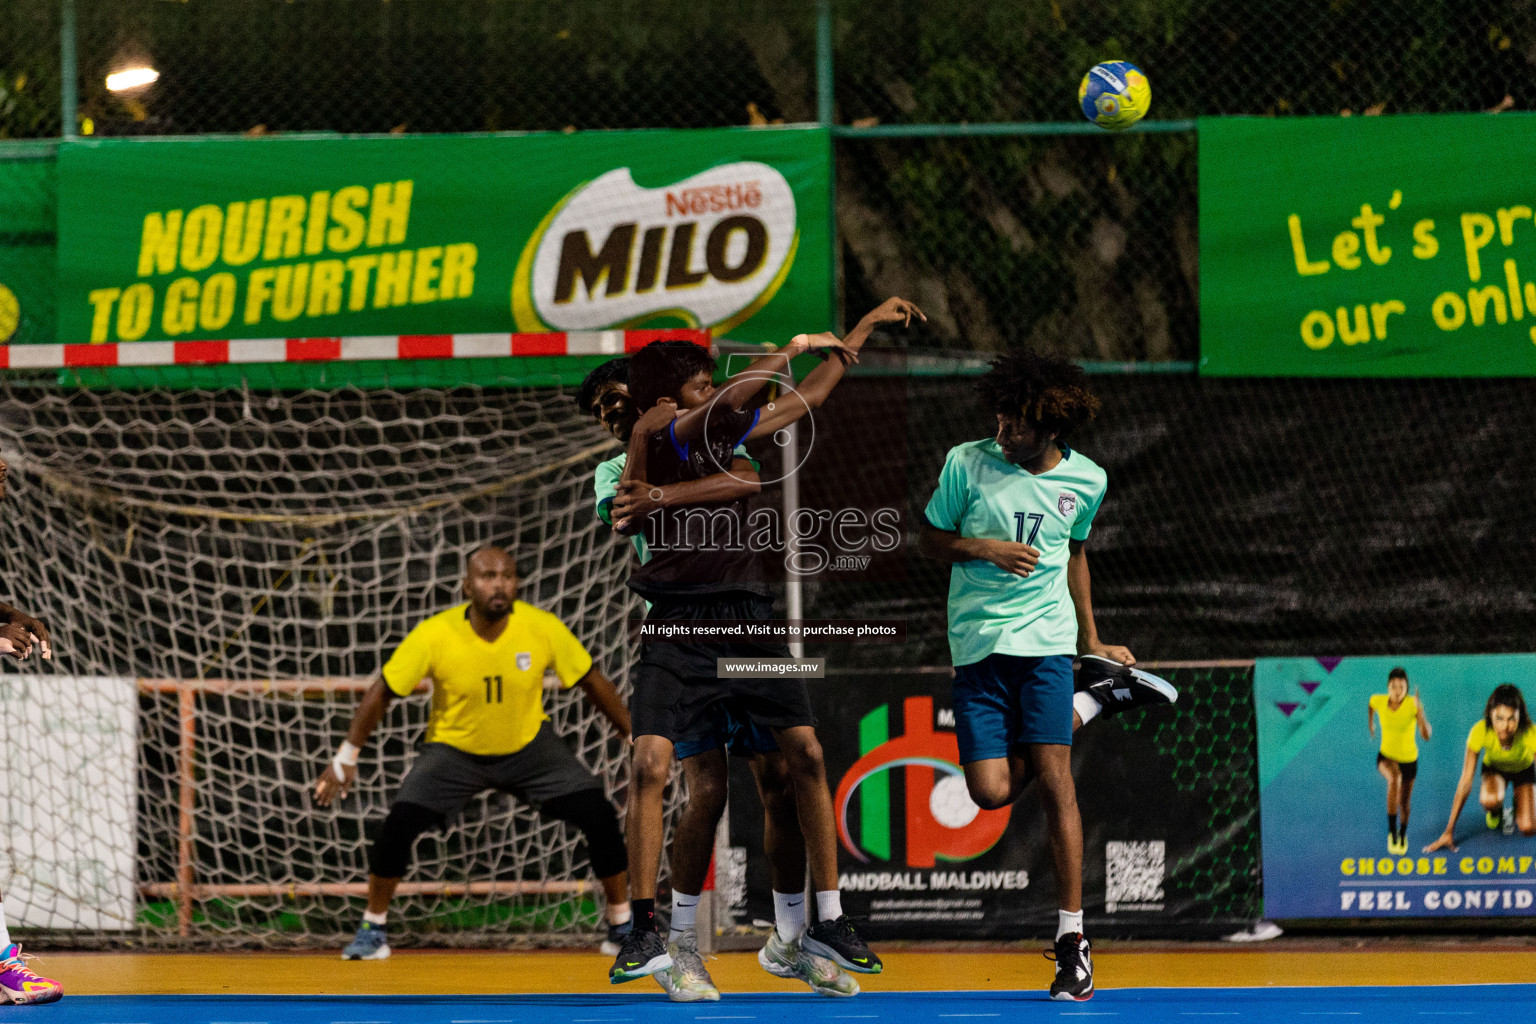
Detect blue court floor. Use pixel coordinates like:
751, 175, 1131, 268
6, 987, 1530, 1024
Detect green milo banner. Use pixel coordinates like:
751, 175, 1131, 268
1200, 114, 1536, 376
55, 127, 831, 348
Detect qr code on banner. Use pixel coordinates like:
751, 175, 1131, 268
1105, 840, 1165, 912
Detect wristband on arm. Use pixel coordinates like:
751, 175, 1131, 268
332, 740, 361, 781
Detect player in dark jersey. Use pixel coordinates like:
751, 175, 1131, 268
608, 299, 923, 986
579, 354, 856, 998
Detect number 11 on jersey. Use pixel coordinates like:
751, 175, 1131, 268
1015, 512, 1044, 547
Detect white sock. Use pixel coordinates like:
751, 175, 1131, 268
815, 890, 843, 922
1073, 691, 1101, 727
773, 890, 807, 942
607, 901, 632, 926
669, 891, 700, 941
1057, 908, 1084, 940
0, 902, 10, 948
362, 909, 388, 927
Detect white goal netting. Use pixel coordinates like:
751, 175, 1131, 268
0, 373, 666, 949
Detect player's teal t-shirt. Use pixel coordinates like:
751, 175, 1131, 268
923, 438, 1107, 666
593, 446, 759, 565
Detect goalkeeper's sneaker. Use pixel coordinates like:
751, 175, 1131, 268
1047, 932, 1094, 1002
0, 944, 63, 1004
1075, 656, 1178, 719
341, 921, 390, 961
654, 931, 719, 1002
802, 915, 881, 974
758, 929, 859, 997
609, 927, 671, 983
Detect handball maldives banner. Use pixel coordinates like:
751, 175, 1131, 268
53, 127, 832, 353
1258, 654, 1536, 920
724, 671, 1257, 938
1200, 113, 1536, 376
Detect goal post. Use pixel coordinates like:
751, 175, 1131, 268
0, 335, 705, 949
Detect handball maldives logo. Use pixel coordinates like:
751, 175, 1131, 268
834, 696, 1012, 867
511, 162, 799, 335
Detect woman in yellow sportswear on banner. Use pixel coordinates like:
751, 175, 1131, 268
1425, 683, 1536, 852
1368, 667, 1431, 854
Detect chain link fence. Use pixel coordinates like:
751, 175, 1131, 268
5, 1, 1536, 356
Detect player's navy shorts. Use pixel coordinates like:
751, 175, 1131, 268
951, 652, 1075, 761
631, 591, 815, 748
674, 706, 781, 761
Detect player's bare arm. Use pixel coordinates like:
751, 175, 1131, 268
1067, 539, 1133, 666
575, 664, 632, 740
1417, 694, 1433, 740
1368, 700, 1377, 739
314, 672, 397, 806
0, 600, 51, 659
744, 298, 925, 439
614, 401, 678, 533
612, 458, 761, 525
1424, 746, 1479, 852
918, 521, 1041, 577
669, 335, 853, 444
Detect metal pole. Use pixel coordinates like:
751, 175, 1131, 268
782, 416, 804, 659
815, 0, 833, 128
59, 0, 78, 139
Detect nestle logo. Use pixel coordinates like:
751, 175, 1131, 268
664, 182, 762, 217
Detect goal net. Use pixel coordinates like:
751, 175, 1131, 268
0, 372, 670, 949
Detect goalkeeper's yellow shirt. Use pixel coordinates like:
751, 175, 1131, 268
382, 601, 593, 756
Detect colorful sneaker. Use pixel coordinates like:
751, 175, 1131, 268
759, 928, 859, 997
1048, 932, 1094, 1001
1488, 807, 1505, 831
600, 918, 633, 957
1076, 656, 1178, 719
803, 915, 881, 974
341, 921, 390, 960
0, 944, 63, 1004
609, 926, 671, 983
656, 930, 719, 1002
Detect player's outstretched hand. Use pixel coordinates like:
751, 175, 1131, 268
633, 398, 678, 437
1085, 642, 1135, 667
1423, 831, 1457, 853
613, 479, 664, 521
982, 539, 1040, 577
314, 761, 357, 807
860, 296, 927, 330
0, 622, 35, 659
791, 332, 859, 364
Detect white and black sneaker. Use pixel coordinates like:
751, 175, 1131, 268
1075, 655, 1178, 719
1047, 932, 1093, 1001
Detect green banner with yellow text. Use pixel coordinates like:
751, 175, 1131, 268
56, 127, 831, 353
1200, 114, 1536, 376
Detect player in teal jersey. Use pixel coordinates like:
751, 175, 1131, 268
919, 350, 1174, 1003
577, 355, 859, 1000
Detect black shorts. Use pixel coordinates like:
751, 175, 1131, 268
1482, 763, 1536, 787
630, 591, 816, 746
1377, 753, 1418, 782
393, 723, 603, 818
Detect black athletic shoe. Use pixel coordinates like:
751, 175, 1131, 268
1048, 932, 1094, 1001
609, 927, 671, 983
1075, 655, 1178, 720
802, 915, 882, 974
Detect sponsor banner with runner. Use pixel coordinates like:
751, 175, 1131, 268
1200, 114, 1536, 376
1258, 654, 1536, 919
54, 127, 831, 359
727, 670, 1254, 938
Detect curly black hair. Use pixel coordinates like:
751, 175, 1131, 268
977, 349, 1101, 441
574, 357, 630, 414
629, 340, 716, 412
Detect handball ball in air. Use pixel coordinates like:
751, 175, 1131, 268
1078, 61, 1151, 131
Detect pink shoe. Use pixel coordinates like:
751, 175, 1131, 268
0, 943, 63, 1004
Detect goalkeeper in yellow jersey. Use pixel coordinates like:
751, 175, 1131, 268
314, 545, 634, 960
